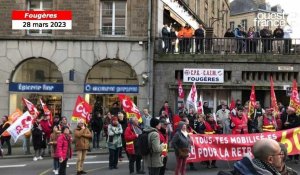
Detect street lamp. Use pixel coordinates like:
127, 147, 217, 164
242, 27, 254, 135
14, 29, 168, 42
210, 9, 228, 27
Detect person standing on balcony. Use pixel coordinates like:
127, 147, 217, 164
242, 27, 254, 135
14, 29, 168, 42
178, 25, 185, 53
183, 24, 194, 53
247, 27, 257, 53
283, 24, 293, 54
162, 24, 170, 53
273, 25, 284, 54
170, 27, 177, 53
234, 25, 244, 54
260, 26, 273, 53
195, 24, 205, 54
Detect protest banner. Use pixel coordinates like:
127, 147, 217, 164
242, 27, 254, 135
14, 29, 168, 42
187, 127, 300, 162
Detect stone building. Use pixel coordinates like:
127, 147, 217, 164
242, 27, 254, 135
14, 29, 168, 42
0, 0, 150, 118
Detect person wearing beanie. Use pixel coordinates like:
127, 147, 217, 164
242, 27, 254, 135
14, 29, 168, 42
74, 119, 92, 175
171, 121, 191, 175
107, 115, 123, 170
56, 126, 72, 175
143, 117, 164, 175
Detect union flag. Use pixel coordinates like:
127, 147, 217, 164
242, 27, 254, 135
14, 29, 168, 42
71, 96, 92, 123
22, 97, 39, 117
289, 80, 300, 115
270, 76, 279, 117
248, 85, 256, 118
118, 94, 142, 123
178, 79, 185, 99
40, 98, 53, 126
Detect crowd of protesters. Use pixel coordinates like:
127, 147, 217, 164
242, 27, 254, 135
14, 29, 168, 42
0, 98, 300, 175
161, 22, 293, 54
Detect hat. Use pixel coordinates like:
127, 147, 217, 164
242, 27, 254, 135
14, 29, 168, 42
112, 116, 118, 122
177, 121, 186, 131
150, 118, 160, 128
160, 118, 168, 125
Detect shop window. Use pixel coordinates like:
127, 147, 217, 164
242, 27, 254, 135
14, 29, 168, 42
101, 1, 126, 36
12, 58, 63, 83
27, 0, 53, 35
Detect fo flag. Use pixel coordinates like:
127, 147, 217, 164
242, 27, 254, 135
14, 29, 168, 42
289, 80, 300, 115
6, 111, 33, 142
118, 94, 142, 123
22, 97, 39, 117
186, 82, 198, 111
270, 76, 279, 117
40, 98, 53, 126
248, 85, 256, 118
178, 79, 185, 99
71, 96, 92, 123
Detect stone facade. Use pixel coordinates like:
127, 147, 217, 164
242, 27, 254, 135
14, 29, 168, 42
0, 39, 148, 118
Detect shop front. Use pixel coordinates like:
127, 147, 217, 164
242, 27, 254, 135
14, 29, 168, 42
9, 58, 63, 117
84, 59, 139, 115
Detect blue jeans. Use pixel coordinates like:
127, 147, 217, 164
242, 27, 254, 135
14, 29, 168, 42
93, 132, 100, 148
53, 158, 59, 170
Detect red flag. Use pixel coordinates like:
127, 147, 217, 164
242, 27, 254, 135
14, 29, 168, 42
22, 97, 39, 117
197, 95, 203, 114
178, 79, 185, 99
229, 97, 235, 111
40, 98, 53, 126
248, 85, 256, 118
289, 80, 300, 115
71, 96, 92, 123
118, 94, 142, 123
270, 76, 279, 117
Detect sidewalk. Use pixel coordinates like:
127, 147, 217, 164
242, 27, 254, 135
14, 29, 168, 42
1, 139, 110, 159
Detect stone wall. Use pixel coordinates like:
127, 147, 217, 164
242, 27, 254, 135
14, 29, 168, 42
0, 39, 148, 119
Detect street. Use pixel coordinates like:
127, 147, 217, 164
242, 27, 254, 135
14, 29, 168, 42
1, 153, 300, 175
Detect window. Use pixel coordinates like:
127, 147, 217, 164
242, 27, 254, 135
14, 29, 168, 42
229, 21, 234, 30
101, 1, 126, 36
27, 0, 53, 35
212, 0, 215, 15
241, 19, 247, 31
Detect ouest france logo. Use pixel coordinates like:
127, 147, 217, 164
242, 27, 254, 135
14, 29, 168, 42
253, 11, 287, 27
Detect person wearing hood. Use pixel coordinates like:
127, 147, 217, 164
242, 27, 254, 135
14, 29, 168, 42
144, 117, 164, 175
49, 125, 61, 175
171, 121, 191, 175
74, 119, 92, 175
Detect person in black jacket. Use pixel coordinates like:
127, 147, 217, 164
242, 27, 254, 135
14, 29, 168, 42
195, 24, 205, 53
170, 27, 177, 53
91, 112, 104, 149
260, 26, 273, 53
162, 23, 170, 53
273, 25, 284, 53
0, 115, 11, 155
32, 121, 46, 161
159, 101, 173, 124
118, 112, 128, 160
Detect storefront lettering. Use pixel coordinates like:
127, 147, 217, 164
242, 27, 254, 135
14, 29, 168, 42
17, 83, 55, 91
10, 83, 63, 92
84, 84, 139, 93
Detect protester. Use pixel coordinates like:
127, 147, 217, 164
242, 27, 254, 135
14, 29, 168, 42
103, 112, 112, 142
181, 117, 196, 171
49, 125, 61, 175
172, 121, 191, 175
142, 108, 152, 129
107, 116, 123, 170
203, 102, 211, 115
91, 112, 103, 149
204, 114, 218, 168
159, 118, 169, 175
216, 104, 231, 134
218, 139, 283, 175
118, 112, 127, 161
110, 102, 121, 116
248, 101, 265, 133
124, 117, 145, 174
59, 116, 71, 129
23, 130, 31, 155
230, 107, 248, 134
0, 115, 11, 155
144, 118, 164, 175
32, 120, 46, 161
277, 143, 298, 175
57, 126, 72, 175
194, 114, 206, 134
187, 108, 196, 130
40, 114, 52, 156
74, 119, 92, 175
262, 108, 277, 132
159, 101, 173, 124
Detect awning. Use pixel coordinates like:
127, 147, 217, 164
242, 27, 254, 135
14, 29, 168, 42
161, 0, 199, 29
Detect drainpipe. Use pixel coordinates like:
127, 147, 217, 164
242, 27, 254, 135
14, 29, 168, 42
147, 0, 152, 113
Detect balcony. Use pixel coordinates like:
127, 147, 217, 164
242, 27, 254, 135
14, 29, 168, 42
155, 37, 300, 62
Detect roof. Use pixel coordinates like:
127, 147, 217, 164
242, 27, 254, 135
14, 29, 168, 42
230, 0, 258, 15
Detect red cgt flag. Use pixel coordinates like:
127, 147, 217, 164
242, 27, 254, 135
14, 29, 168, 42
118, 94, 142, 123
71, 96, 92, 123
22, 97, 39, 117
270, 76, 279, 116
40, 98, 53, 126
289, 80, 300, 115
229, 97, 235, 111
248, 85, 256, 118
178, 79, 185, 99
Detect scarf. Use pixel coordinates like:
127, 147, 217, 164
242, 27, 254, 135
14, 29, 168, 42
253, 159, 281, 175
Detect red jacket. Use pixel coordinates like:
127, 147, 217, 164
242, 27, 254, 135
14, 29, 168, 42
158, 130, 168, 157
124, 124, 138, 155
40, 119, 52, 139
231, 115, 248, 134
56, 134, 72, 160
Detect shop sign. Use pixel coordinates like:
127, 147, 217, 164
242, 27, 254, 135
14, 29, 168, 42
84, 84, 139, 94
9, 82, 64, 92
183, 68, 224, 83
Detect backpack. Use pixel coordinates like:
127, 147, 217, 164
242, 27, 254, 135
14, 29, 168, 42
136, 130, 155, 156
